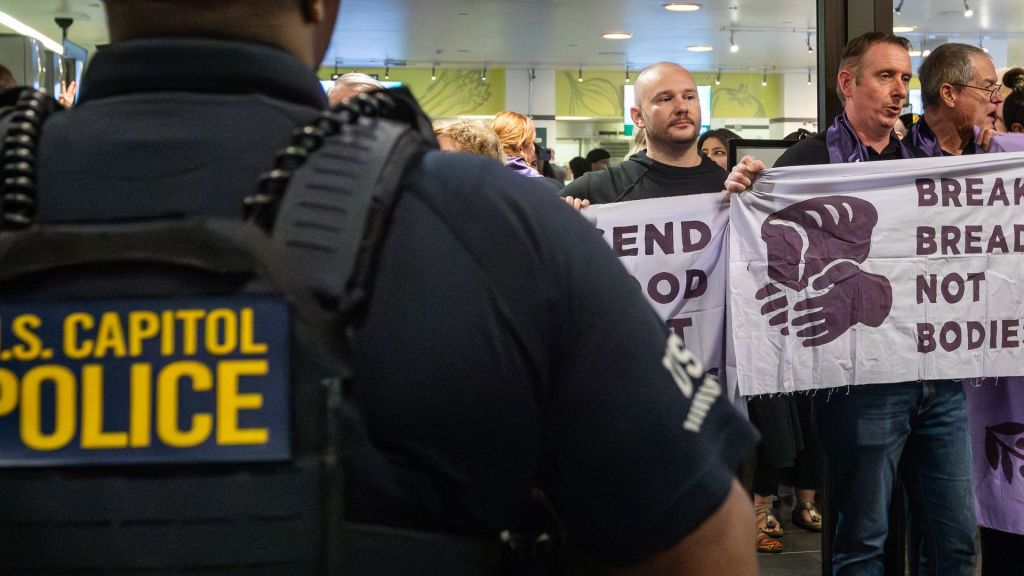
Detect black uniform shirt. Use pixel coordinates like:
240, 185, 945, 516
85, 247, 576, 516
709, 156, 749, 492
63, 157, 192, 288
34, 39, 756, 566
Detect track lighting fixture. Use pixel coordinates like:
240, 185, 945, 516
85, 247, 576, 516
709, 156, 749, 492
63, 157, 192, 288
729, 29, 739, 53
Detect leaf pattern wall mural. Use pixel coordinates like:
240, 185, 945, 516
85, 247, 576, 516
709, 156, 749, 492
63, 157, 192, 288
711, 82, 767, 118
561, 71, 623, 117
417, 70, 494, 117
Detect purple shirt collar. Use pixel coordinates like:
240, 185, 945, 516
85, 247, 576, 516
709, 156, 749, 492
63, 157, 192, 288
825, 111, 913, 163
505, 156, 544, 177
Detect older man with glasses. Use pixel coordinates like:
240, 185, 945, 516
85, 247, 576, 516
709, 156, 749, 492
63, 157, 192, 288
913, 43, 1024, 576
909, 42, 1003, 156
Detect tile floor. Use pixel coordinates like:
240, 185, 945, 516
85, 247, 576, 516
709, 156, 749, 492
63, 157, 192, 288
757, 498, 983, 576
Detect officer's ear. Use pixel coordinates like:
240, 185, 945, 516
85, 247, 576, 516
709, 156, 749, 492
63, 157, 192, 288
300, 0, 325, 23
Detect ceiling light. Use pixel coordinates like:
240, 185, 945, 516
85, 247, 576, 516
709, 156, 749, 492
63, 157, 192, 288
963, 1, 973, 17
806, 32, 813, 53
384, 66, 390, 80
729, 30, 739, 53
922, 48, 931, 57
663, 3, 701, 11
715, 68, 721, 85
893, 25, 917, 33
807, 68, 813, 85
625, 67, 631, 83
761, 69, 768, 87
602, 32, 632, 40
481, 65, 487, 81
909, 50, 922, 57
578, 65, 583, 82
431, 64, 436, 81
0, 10, 64, 54
687, 45, 713, 52
894, 0, 904, 15
980, 35, 988, 53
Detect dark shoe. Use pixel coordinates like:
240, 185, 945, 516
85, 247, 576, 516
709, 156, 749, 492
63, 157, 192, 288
756, 530, 785, 553
755, 506, 784, 538
791, 502, 823, 532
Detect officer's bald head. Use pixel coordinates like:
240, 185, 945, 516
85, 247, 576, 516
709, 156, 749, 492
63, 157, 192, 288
103, 0, 340, 67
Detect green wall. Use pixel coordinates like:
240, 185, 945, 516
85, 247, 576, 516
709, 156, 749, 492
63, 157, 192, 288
555, 70, 627, 117
693, 72, 783, 119
554, 69, 785, 119
319, 66, 789, 121
317, 67, 506, 118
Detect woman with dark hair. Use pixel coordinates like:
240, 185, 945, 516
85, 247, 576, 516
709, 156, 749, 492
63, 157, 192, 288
697, 128, 740, 170
995, 67, 1024, 132
567, 156, 589, 181
1003, 88, 1024, 133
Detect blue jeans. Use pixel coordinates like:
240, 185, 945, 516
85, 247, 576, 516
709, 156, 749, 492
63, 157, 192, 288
812, 381, 975, 576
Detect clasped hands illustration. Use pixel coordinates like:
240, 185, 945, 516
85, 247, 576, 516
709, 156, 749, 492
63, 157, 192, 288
755, 196, 892, 347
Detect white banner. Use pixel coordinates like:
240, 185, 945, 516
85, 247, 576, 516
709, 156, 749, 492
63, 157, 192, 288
585, 194, 736, 401
730, 152, 1024, 395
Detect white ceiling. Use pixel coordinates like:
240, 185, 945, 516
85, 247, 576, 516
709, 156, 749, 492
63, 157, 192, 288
0, 0, 1021, 73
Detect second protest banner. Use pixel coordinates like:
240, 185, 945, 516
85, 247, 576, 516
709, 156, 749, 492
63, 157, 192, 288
730, 152, 1024, 395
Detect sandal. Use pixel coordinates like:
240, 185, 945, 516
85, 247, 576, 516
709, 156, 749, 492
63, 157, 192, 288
756, 530, 784, 553
791, 502, 823, 532
755, 506, 784, 538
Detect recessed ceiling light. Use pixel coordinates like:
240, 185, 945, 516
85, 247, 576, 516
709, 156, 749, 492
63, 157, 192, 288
908, 49, 922, 57
664, 2, 701, 11
602, 32, 633, 40
687, 45, 714, 52
893, 25, 917, 33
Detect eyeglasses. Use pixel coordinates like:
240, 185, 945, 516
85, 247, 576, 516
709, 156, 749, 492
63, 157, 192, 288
951, 82, 1003, 101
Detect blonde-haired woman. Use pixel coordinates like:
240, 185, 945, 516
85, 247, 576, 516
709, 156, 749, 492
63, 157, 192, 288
433, 119, 505, 162
490, 111, 542, 177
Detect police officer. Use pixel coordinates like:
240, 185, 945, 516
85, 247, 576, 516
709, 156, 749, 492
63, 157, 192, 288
3, 1, 758, 574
